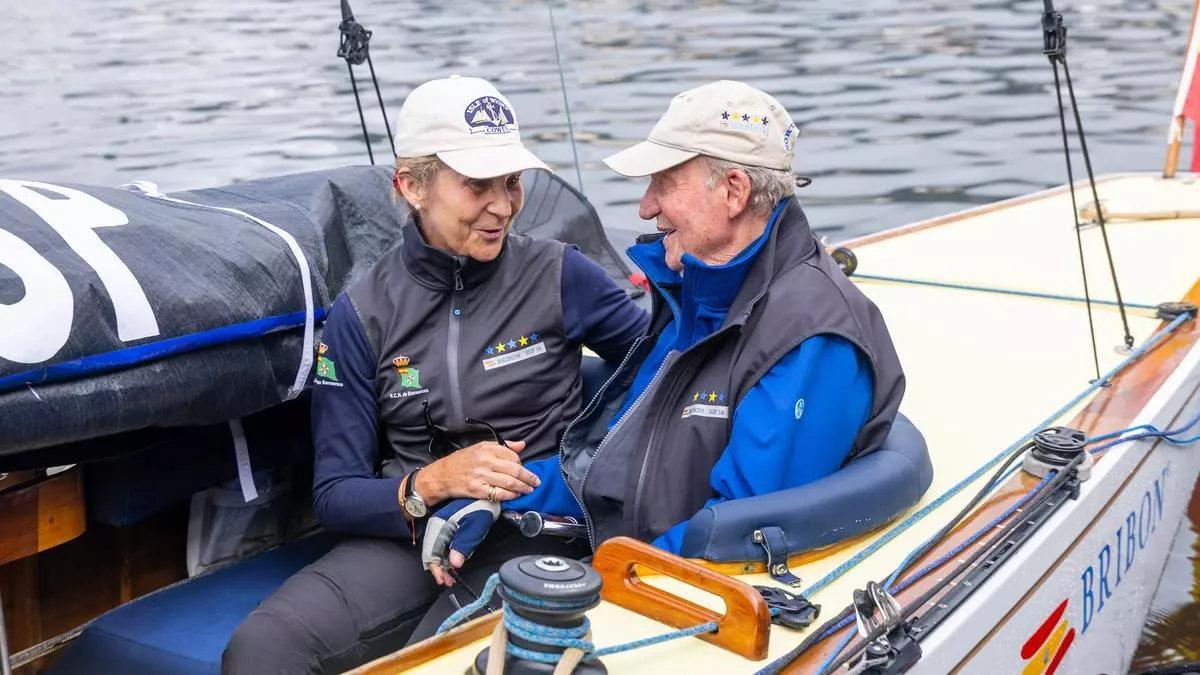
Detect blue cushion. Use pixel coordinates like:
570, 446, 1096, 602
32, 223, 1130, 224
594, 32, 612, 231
49, 533, 339, 675
679, 413, 933, 561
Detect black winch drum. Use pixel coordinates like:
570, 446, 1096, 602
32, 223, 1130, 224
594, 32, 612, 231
472, 555, 606, 675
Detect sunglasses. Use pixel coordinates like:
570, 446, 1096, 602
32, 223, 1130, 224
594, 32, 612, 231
422, 400, 508, 457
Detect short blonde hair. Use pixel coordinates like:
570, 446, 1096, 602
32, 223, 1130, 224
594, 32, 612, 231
392, 155, 445, 207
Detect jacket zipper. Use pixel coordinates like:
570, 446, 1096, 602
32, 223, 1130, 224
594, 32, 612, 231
557, 335, 650, 550
574, 349, 676, 550
630, 327, 739, 539
446, 264, 466, 427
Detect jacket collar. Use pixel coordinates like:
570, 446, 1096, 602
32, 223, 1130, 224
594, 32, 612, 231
627, 198, 799, 326
400, 216, 504, 292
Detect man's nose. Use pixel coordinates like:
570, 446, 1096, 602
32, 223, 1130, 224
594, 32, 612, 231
638, 186, 660, 221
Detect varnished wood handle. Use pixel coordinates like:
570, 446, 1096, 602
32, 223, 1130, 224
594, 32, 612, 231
592, 536, 771, 660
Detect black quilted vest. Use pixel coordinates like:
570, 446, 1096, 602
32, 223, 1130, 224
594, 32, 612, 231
559, 198, 905, 546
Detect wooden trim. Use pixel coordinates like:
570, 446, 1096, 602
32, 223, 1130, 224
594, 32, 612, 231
349, 611, 501, 674
1078, 202, 1200, 222
0, 468, 86, 567
1164, 118, 1184, 179
593, 537, 771, 660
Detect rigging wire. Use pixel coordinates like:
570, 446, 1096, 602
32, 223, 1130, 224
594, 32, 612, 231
338, 0, 389, 165
546, 0, 586, 191
1042, 0, 1136, 381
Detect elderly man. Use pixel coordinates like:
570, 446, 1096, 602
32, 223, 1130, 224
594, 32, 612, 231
419, 81, 904, 600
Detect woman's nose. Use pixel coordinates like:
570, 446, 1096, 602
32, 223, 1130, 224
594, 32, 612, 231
487, 185, 514, 218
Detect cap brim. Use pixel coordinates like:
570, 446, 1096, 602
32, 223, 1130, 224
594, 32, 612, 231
437, 144, 550, 179
603, 141, 699, 177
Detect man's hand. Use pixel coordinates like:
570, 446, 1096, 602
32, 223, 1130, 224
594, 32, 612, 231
415, 440, 540, 504
422, 498, 500, 586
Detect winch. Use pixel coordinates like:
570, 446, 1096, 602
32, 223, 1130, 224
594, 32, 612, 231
1022, 426, 1092, 482
472, 555, 606, 675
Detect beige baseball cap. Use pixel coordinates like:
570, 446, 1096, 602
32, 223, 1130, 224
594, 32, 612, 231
604, 80, 799, 177
393, 75, 550, 179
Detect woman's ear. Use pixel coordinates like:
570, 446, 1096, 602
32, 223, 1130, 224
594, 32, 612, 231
394, 169, 426, 210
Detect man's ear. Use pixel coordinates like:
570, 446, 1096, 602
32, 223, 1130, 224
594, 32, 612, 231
394, 169, 427, 210
724, 168, 752, 219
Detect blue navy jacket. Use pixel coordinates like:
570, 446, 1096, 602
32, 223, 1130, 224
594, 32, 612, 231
508, 203, 874, 553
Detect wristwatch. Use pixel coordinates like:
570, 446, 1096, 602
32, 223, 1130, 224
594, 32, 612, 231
402, 468, 428, 519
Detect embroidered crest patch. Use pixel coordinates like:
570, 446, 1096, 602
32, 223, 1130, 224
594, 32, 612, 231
393, 356, 422, 389
464, 96, 516, 134
314, 342, 342, 386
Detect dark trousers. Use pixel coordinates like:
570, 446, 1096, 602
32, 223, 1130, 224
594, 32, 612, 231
221, 524, 587, 674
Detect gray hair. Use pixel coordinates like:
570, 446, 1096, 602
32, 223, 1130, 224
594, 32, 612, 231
392, 155, 445, 206
702, 157, 795, 215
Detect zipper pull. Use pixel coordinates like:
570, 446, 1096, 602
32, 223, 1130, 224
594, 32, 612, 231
453, 267, 464, 291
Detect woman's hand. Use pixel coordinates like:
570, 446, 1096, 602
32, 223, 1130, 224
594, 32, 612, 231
415, 440, 540, 504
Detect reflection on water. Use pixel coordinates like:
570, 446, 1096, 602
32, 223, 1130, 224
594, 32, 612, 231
1, 0, 1198, 669
1134, 482, 1200, 672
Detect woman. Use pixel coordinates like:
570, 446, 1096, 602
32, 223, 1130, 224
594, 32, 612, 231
222, 75, 647, 674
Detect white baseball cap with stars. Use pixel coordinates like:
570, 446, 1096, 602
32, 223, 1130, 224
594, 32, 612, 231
604, 80, 799, 177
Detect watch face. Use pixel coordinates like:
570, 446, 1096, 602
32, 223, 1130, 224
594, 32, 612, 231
405, 496, 428, 518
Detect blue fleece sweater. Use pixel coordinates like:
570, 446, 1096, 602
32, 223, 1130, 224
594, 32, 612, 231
310, 246, 648, 537
507, 200, 874, 553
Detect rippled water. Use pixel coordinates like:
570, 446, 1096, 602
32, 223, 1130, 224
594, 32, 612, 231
1, 0, 1197, 669
1, 0, 1195, 250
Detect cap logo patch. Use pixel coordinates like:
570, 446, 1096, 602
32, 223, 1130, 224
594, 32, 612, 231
464, 96, 516, 134
719, 110, 769, 137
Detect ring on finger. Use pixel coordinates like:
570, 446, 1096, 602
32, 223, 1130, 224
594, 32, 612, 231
486, 485, 499, 502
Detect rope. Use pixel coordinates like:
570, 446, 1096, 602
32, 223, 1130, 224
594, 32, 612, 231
1050, 55, 1102, 380
1087, 406, 1200, 453
852, 274, 1157, 312
546, 0, 585, 191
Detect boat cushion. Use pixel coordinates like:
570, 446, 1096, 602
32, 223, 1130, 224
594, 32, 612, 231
678, 412, 933, 562
48, 532, 340, 675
